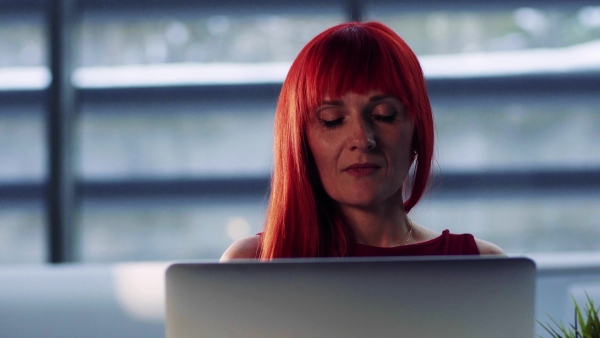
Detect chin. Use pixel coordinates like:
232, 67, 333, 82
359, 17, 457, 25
338, 195, 384, 209
335, 189, 402, 210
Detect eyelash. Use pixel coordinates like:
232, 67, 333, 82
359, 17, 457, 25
373, 112, 397, 123
322, 118, 344, 129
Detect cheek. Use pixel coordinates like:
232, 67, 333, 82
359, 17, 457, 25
307, 130, 326, 172
389, 126, 416, 170
309, 140, 333, 176
307, 130, 339, 184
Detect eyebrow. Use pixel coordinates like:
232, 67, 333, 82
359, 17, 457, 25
321, 95, 394, 106
315, 100, 342, 114
317, 94, 397, 113
319, 99, 343, 106
369, 94, 394, 103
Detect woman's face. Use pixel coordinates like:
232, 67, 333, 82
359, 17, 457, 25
307, 90, 415, 210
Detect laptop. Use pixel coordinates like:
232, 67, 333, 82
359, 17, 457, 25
166, 256, 536, 338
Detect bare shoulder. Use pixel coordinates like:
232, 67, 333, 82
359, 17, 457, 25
474, 238, 505, 255
411, 222, 442, 242
219, 236, 261, 262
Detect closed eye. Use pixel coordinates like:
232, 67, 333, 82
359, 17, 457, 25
322, 117, 344, 129
373, 113, 397, 123
371, 105, 398, 123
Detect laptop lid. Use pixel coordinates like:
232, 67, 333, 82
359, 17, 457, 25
166, 257, 536, 338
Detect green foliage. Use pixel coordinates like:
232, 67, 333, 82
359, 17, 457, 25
538, 294, 600, 338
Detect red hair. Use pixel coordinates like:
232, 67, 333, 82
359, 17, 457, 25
260, 21, 434, 259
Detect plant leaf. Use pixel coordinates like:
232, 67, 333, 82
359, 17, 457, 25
538, 294, 600, 338
538, 318, 565, 338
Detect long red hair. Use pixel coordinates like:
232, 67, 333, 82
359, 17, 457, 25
260, 21, 434, 259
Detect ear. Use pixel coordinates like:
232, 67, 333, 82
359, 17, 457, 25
410, 129, 419, 163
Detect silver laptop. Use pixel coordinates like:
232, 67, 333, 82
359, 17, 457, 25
166, 257, 536, 338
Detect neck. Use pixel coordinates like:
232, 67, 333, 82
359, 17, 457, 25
338, 203, 412, 247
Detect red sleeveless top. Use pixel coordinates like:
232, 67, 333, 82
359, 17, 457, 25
348, 230, 480, 257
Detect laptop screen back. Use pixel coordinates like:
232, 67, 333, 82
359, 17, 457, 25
166, 257, 536, 338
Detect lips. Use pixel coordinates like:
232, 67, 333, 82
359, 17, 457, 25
343, 163, 380, 176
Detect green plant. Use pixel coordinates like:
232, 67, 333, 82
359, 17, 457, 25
538, 294, 600, 338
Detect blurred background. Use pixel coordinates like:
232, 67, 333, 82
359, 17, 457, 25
1, 0, 599, 264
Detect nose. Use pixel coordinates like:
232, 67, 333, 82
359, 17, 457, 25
349, 118, 376, 151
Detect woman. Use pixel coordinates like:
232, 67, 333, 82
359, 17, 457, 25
221, 21, 503, 261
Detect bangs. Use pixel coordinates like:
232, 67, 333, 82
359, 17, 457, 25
304, 25, 412, 112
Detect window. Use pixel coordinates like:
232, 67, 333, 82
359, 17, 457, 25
2, 1, 599, 263
0, 8, 45, 264
76, 5, 345, 262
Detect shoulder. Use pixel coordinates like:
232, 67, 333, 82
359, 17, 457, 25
414, 224, 504, 255
219, 236, 261, 262
474, 238, 505, 255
